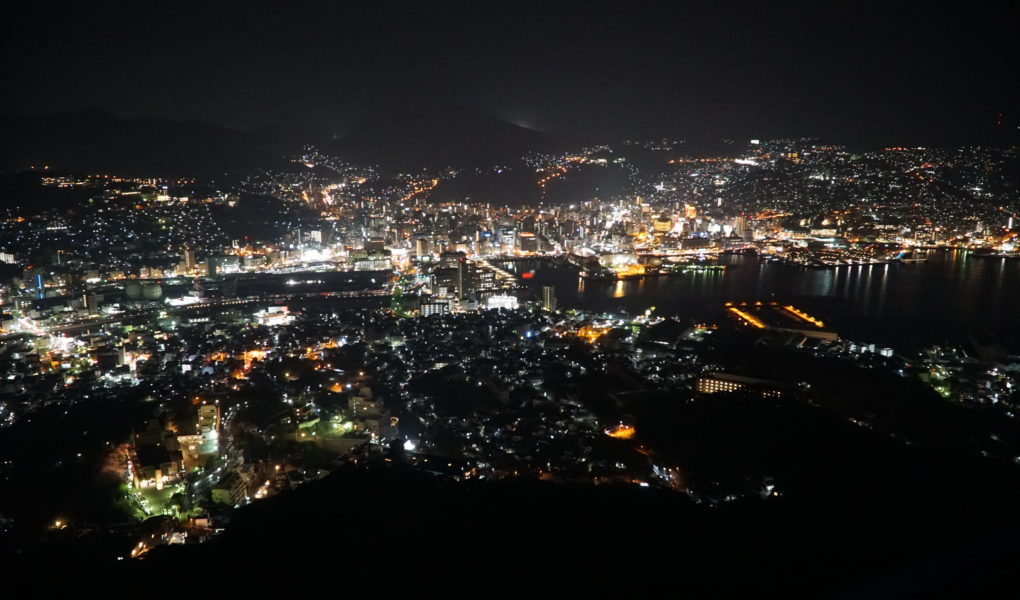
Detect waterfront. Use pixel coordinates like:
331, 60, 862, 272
506, 250, 1020, 351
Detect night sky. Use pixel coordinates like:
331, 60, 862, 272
3, 2, 1016, 142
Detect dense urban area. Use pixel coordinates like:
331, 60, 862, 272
1, 137, 1019, 591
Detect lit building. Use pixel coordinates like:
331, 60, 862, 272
211, 471, 248, 506
206, 256, 221, 277
486, 295, 519, 310
183, 246, 196, 271
541, 285, 557, 311
414, 236, 430, 257
198, 404, 220, 437
518, 232, 538, 253
734, 216, 749, 237
696, 372, 783, 398
255, 306, 294, 326
420, 300, 450, 317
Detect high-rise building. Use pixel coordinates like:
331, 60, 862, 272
541, 285, 557, 311
85, 292, 103, 315
432, 267, 461, 297
206, 256, 222, 277
223, 276, 238, 298
518, 232, 538, 253
734, 216, 748, 235
183, 246, 196, 271
198, 404, 220, 437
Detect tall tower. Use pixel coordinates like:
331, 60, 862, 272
541, 285, 557, 312
183, 246, 196, 271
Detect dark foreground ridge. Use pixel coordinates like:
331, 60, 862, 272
126, 467, 1016, 596
8, 384, 1020, 595
108, 404, 1020, 598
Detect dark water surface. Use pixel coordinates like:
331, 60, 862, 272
504, 250, 1020, 351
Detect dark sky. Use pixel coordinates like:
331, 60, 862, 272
2, 1, 1016, 142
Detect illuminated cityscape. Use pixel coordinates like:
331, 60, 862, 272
1, 2, 1018, 594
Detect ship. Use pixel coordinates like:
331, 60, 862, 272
897, 250, 927, 263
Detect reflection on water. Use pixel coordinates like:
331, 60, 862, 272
876, 264, 889, 315
507, 251, 1020, 349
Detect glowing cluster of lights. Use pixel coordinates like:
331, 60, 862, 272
604, 424, 636, 439
577, 324, 611, 343
401, 178, 440, 203
611, 263, 646, 278
782, 305, 825, 328
727, 306, 766, 329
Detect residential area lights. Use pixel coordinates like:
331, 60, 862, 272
1, 136, 1018, 577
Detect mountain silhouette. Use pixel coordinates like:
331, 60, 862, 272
0, 108, 300, 179
1, 104, 567, 178
327, 99, 564, 171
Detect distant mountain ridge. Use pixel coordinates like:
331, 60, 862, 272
0, 108, 300, 180
6, 106, 1010, 180
327, 100, 565, 171
0, 104, 568, 179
